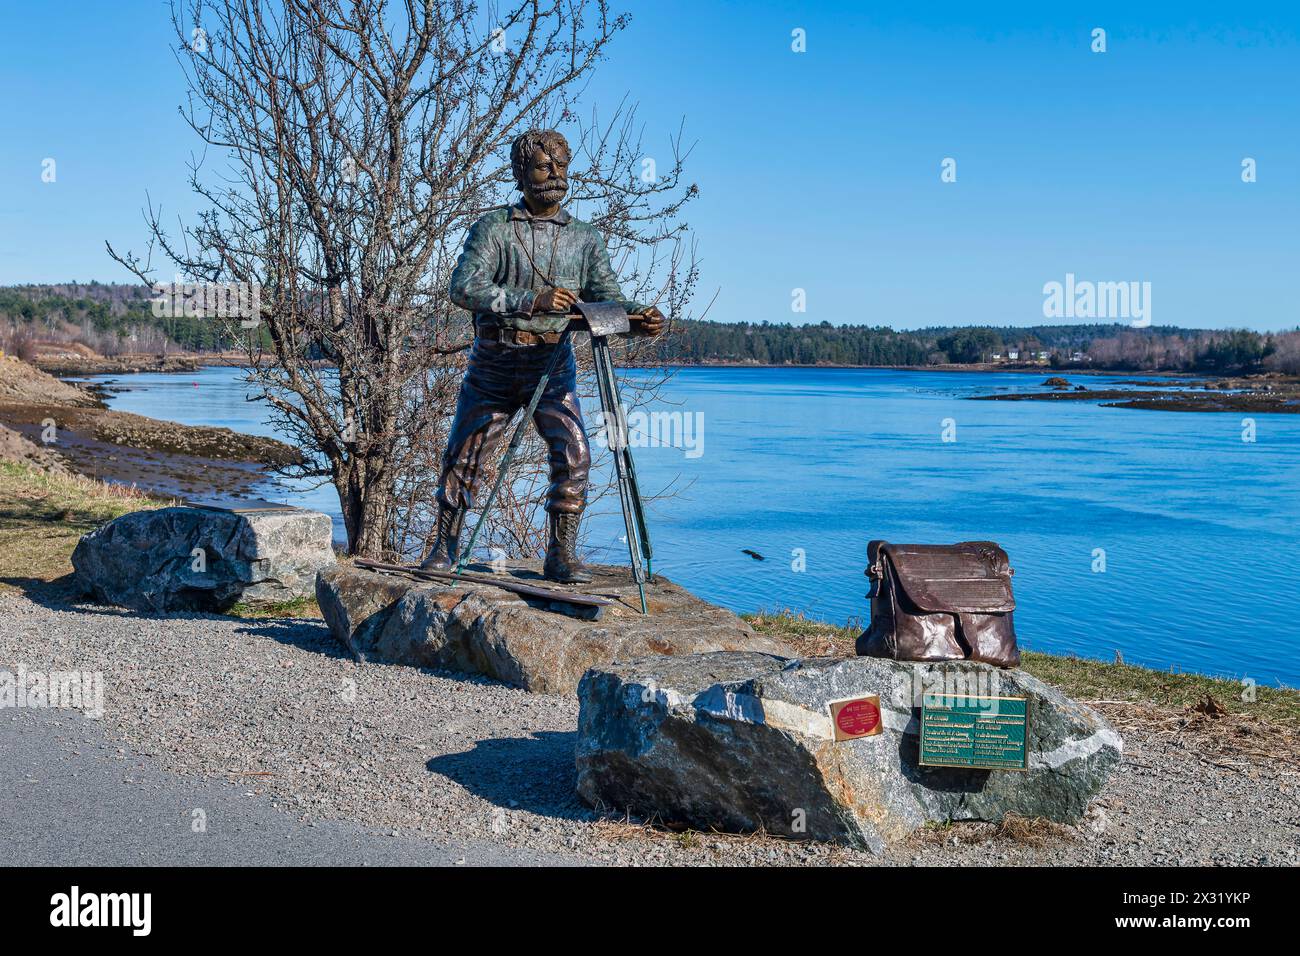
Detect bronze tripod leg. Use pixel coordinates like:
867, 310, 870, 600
590, 334, 654, 613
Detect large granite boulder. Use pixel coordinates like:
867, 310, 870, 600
575, 652, 1122, 852
72, 505, 335, 612
316, 563, 795, 694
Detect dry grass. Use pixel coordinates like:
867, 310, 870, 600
1021, 650, 1300, 728
1094, 700, 1300, 774
587, 809, 861, 863
743, 609, 859, 657
0, 461, 169, 587
912, 813, 1077, 849
593, 804, 1081, 858
227, 594, 322, 620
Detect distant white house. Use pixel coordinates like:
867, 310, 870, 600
1007, 350, 1020, 360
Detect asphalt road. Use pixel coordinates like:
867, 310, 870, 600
1, 707, 584, 867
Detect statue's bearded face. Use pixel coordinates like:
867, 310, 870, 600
520, 146, 569, 207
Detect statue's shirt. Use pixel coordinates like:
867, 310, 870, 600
449, 200, 645, 333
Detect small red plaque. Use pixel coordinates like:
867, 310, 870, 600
829, 695, 882, 741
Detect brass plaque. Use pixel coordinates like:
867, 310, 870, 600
828, 695, 883, 742
919, 694, 1029, 770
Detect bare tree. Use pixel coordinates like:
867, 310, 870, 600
108, 0, 697, 557
1264, 331, 1300, 375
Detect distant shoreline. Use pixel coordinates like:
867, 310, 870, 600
651, 362, 1201, 377
40, 351, 1205, 379
45, 353, 1300, 416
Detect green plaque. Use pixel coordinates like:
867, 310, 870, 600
919, 694, 1029, 770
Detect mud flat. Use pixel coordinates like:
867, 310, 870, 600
0, 355, 301, 501
971, 376, 1300, 414
31, 352, 232, 377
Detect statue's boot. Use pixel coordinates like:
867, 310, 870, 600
543, 512, 593, 584
420, 505, 465, 570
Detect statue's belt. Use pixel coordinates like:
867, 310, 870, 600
478, 326, 567, 346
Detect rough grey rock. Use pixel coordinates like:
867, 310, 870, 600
316, 563, 795, 694
72, 506, 335, 612
575, 652, 1122, 851
0, 422, 71, 474
315, 566, 415, 661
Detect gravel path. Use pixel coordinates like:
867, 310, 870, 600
2, 590, 1295, 866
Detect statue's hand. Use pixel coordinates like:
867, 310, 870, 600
631, 306, 667, 337
533, 287, 577, 314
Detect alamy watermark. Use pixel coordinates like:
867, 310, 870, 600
1043, 272, 1151, 328
50, 886, 151, 936
593, 405, 704, 459
151, 277, 261, 327
899, 668, 1006, 715
1, 665, 103, 719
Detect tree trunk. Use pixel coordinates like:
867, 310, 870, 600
338, 456, 393, 558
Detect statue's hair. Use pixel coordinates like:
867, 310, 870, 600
510, 129, 571, 188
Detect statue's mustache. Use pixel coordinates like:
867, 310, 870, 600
529, 178, 568, 194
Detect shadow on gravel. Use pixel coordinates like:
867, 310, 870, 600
1, 575, 195, 623
235, 619, 345, 658
1, 573, 87, 608
426, 731, 585, 819
3, 577, 344, 666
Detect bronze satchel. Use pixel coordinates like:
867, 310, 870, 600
856, 540, 1020, 668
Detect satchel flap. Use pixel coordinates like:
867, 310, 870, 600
882, 542, 1015, 614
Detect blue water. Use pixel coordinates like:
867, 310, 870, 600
85, 365, 1300, 688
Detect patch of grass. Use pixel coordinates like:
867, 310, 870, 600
747, 610, 1300, 728
588, 810, 857, 861
993, 814, 1075, 847
0, 461, 168, 586
744, 609, 859, 657
910, 814, 1075, 850
226, 594, 321, 620
1020, 650, 1300, 727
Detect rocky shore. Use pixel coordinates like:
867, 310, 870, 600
0, 354, 302, 500
30, 351, 236, 377
971, 373, 1300, 413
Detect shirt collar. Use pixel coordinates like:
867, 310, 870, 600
510, 199, 571, 225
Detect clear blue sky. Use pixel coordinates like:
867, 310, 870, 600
1, 1, 1296, 330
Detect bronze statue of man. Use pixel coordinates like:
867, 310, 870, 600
422, 129, 666, 582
